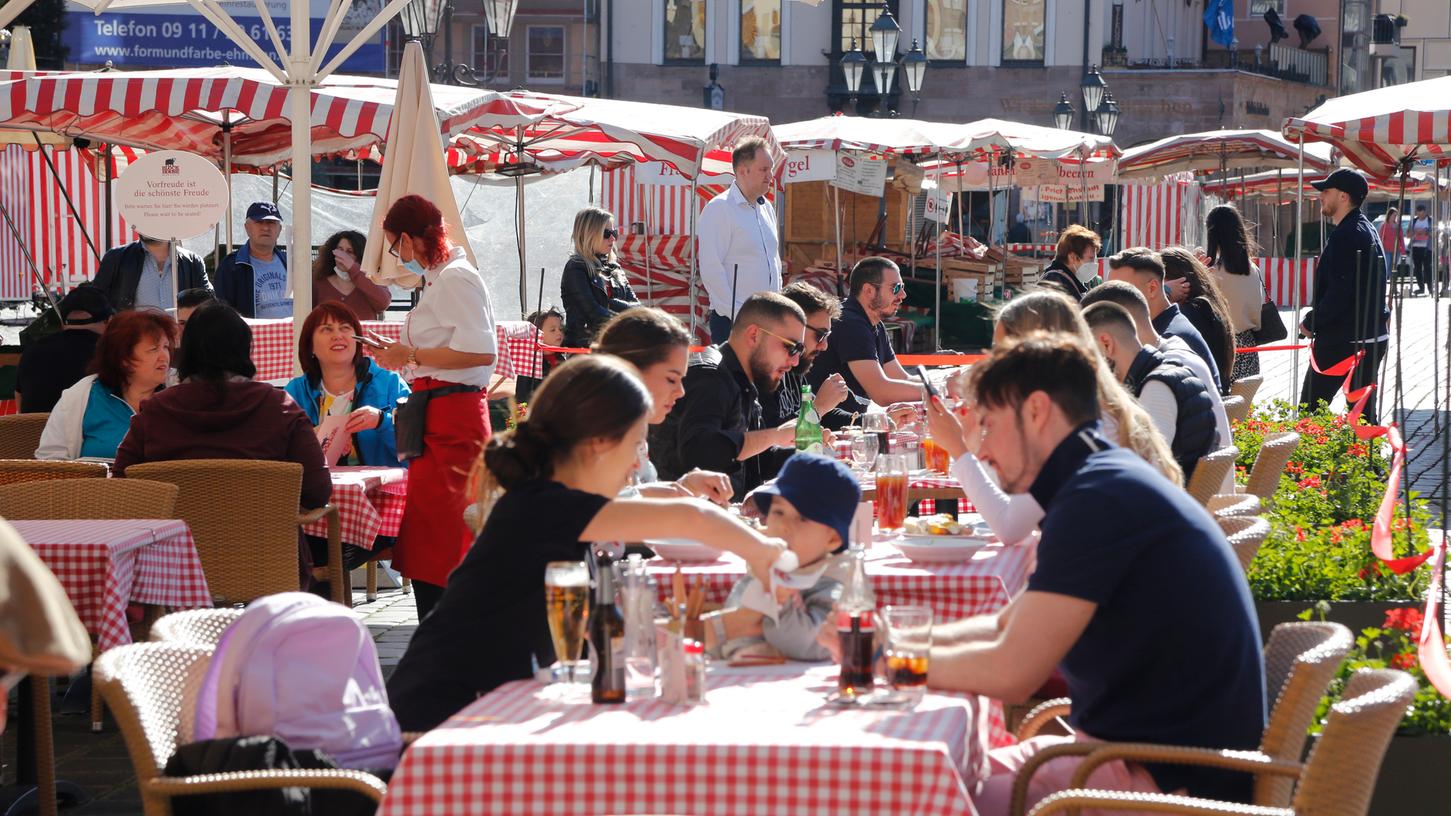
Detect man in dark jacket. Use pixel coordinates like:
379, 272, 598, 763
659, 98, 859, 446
214, 202, 290, 319
1037, 225, 1100, 303
1105, 247, 1223, 392
1300, 169, 1390, 424
649, 292, 803, 499
91, 236, 211, 311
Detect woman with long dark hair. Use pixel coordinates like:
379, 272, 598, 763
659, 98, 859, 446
1204, 204, 1266, 380
370, 195, 497, 619
312, 230, 393, 320
1160, 247, 1237, 391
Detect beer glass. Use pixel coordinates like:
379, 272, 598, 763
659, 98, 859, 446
881, 605, 933, 703
875, 453, 910, 533
544, 561, 590, 683
861, 412, 892, 456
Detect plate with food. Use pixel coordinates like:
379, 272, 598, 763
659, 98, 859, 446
893, 515, 994, 563
646, 538, 723, 563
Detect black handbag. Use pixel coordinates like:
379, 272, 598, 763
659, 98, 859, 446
393, 384, 482, 461
1254, 297, 1289, 344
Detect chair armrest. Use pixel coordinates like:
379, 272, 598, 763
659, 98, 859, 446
1069, 745, 1302, 790
1015, 697, 1072, 741
297, 506, 331, 525
1010, 742, 1097, 816
1028, 788, 1293, 816
148, 768, 386, 801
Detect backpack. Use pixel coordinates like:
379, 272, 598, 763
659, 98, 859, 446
192, 592, 403, 770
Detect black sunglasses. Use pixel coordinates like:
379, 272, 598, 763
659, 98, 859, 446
758, 326, 805, 358
603, 228, 619, 239
807, 325, 831, 344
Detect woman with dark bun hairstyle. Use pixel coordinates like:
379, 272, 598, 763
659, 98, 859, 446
369, 194, 497, 618
386, 354, 787, 731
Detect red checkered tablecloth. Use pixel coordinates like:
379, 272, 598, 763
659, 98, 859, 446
303, 467, 408, 549
12, 519, 212, 651
377, 663, 994, 816
859, 472, 969, 520
247, 319, 543, 383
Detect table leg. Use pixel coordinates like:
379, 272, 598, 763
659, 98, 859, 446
0, 678, 89, 816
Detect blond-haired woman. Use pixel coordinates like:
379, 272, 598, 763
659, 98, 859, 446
560, 207, 638, 347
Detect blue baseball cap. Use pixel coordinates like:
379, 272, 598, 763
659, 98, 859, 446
752, 453, 861, 553
245, 202, 283, 222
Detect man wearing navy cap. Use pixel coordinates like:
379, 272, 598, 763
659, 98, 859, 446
214, 202, 291, 319
1301, 168, 1389, 424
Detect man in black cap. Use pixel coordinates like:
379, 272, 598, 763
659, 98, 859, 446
1301, 168, 1389, 424
214, 201, 290, 318
15, 287, 113, 413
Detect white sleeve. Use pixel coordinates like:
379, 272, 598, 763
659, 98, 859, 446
1138, 381, 1180, 444
950, 453, 1046, 544
432, 268, 497, 355
695, 200, 730, 315
35, 378, 90, 460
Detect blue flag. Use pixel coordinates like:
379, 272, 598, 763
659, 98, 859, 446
1204, 0, 1235, 48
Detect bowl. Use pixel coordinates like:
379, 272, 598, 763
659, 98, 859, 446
647, 538, 723, 563
894, 535, 990, 564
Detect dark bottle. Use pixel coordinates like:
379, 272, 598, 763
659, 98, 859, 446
836, 543, 877, 697
589, 551, 627, 704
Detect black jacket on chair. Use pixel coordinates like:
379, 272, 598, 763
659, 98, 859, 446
560, 255, 638, 347
91, 241, 211, 310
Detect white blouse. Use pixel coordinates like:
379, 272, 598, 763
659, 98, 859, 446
401, 246, 497, 387
949, 453, 1045, 545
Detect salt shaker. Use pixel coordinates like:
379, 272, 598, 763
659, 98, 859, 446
683, 639, 706, 704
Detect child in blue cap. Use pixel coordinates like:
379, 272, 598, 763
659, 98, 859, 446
703, 452, 861, 662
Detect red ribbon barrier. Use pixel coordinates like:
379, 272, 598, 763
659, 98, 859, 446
1418, 541, 1451, 697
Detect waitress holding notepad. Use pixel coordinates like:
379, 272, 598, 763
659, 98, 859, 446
372, 195, 497, 618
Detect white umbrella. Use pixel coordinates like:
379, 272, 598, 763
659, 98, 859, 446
361, 40, 474, 289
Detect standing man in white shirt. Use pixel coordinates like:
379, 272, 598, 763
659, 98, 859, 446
698, 137, 782, 343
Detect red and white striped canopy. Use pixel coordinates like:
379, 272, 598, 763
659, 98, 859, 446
1118, 129, 1334, 178
773, 114, 1007, 157
0, 67, 571, 169
1284, 74, 1451, 177
958, 118, 1119, 161
1200, 167, 1443, 201
453, 91, 775, 179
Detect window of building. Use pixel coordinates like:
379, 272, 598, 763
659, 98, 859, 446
925, 0, 967, 62
665, 0, 707, 62
740, 0, 781, 62
1001, 0, 1045, 65
385, 21, 405, 78
833, 0, 899, 58
472, 24, 507, 80
526, 25, 566, 83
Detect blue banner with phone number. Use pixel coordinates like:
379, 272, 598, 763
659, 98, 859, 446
63, 9, 385, 73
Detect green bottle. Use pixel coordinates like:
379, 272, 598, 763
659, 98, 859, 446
795, 384, 824, 453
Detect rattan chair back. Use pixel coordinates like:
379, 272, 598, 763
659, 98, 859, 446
0, 478, 178, 520
1216, 515, 1270, 572
1229, 374, 1264, 406
1255, 621, 1354, 806
0, 459, 108, 487
126, 459, 303, 606
1185, 446, 1238, 506
1292, 669, 1416, 816
1206, 492, 1261, 518
150, 608, 245, 647
0, 413, 48, 459
1246, 431, 1300, 500
1221, 394, 1251, 426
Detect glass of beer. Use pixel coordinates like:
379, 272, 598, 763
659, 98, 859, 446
544, 561, 590, 684
862, 412, 892, 456
875, 453, 910, 533
882, 605, 933, 703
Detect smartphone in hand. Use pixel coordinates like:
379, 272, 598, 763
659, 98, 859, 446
356, 334, 386, 349
916, 365, 940, 400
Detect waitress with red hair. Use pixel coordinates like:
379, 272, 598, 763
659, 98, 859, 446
372, 194, 497, 617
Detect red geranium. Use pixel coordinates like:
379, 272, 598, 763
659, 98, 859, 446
1384, 607, 1425, 632
1298, 475, 1322, 489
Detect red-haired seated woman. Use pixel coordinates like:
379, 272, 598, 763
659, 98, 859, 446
36, 309, 177, 460
369, 194, 497, 619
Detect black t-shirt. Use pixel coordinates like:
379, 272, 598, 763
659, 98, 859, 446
16, 329, 100, 414
386, 480, 609, 731
1152, 304, 1222, 392
1027, 425, 1265, 803
806, 298, 895, 416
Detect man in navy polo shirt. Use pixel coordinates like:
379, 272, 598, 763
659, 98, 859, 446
805, 257, 922, 422
921, 334, 1264, 815
214, 202, 291, 318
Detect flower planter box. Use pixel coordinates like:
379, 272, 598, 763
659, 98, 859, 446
1305, 733, 1451, 815
1254, 600, 1418, 642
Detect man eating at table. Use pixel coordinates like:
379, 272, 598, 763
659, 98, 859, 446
913, 333, 1264, 815
806, 257, 922, 417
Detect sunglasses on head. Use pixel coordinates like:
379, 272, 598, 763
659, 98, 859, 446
603, 228, 619, 240
757, 326, 805, 358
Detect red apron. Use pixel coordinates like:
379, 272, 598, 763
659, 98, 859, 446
392, 376, 490, 587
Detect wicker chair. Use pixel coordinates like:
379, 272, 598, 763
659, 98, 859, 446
1221, 394, 1251, 426
1218, 515, 1272, 572
1206, 493, 1262, 519
0, 458, 108, 486
125, 460, 346, 608
1012, 622, 1355, 815
95, 642, 386, 816
149, 608, 246, 647
1243, 432, 1301, 501
0, 413, 48, 458
0, 478, 178, 520
1021, 668, 1415, 816
1229, 374, 1264, 408
1185, 446, 1238, 507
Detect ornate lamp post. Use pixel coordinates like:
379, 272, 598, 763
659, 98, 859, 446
402, 0, 517, 86
836, 3, 928, 117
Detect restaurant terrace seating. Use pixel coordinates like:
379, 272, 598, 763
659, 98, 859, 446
0, 478, 178, 521
1186, 446, 1239, 506
1243, 432, 1302, 501
1206, 492, 1262, 519
149, 608, 246, 648
0, 412, 48, 459
1229, 374, 1264, 407
1222, 394, 1251, 426
1217, 515, 1272, 572
0, 459, 108, 486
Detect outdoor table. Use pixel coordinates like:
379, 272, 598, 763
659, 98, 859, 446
304, 466, 408, 550
377, 663, 996, 816
246, 318, 543, 382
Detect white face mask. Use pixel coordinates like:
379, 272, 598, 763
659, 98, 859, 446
1075, 262, 1098, 284
334, 266, 351, 281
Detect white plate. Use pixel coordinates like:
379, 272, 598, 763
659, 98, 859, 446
647, 538, 723, 563
895, 535, 990, 563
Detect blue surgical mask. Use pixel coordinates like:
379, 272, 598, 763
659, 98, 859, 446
401, 258, 426, 277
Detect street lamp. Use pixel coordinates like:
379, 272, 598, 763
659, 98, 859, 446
1095, 91, 1121, 137
1052, 93, 1076, 130
835, 3, 927, 117
403, 0, 518, 85
901, 38, 927, 115
869, 3, 900, 63
841, 40, 867, 96
1080, 65, 1107, 117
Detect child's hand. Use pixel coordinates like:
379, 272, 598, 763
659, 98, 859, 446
814, 620, 841, 664
773, 585, 800, 605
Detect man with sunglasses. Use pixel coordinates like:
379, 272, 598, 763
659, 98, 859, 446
807, 257, 923, 416
650, 292, 807, 499
761, 282, 853, 435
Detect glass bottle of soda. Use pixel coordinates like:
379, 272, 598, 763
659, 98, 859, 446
835, 542, 876, 697
589, 551, 626, 704
795, 384, 824, 453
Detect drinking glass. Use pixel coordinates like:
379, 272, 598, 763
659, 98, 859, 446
544, 561, 589, 683
849, 433, 879, 470
875, 453, 910, 533
881, 605, 933, 703
861, 412, 892, 456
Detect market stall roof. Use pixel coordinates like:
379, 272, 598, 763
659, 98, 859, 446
772, 114, 1007, 157
961, 118, 1120, 160
1118, 129, 1334, 178
1200, 167, 1443, 201
1283, 74, 1451, 177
